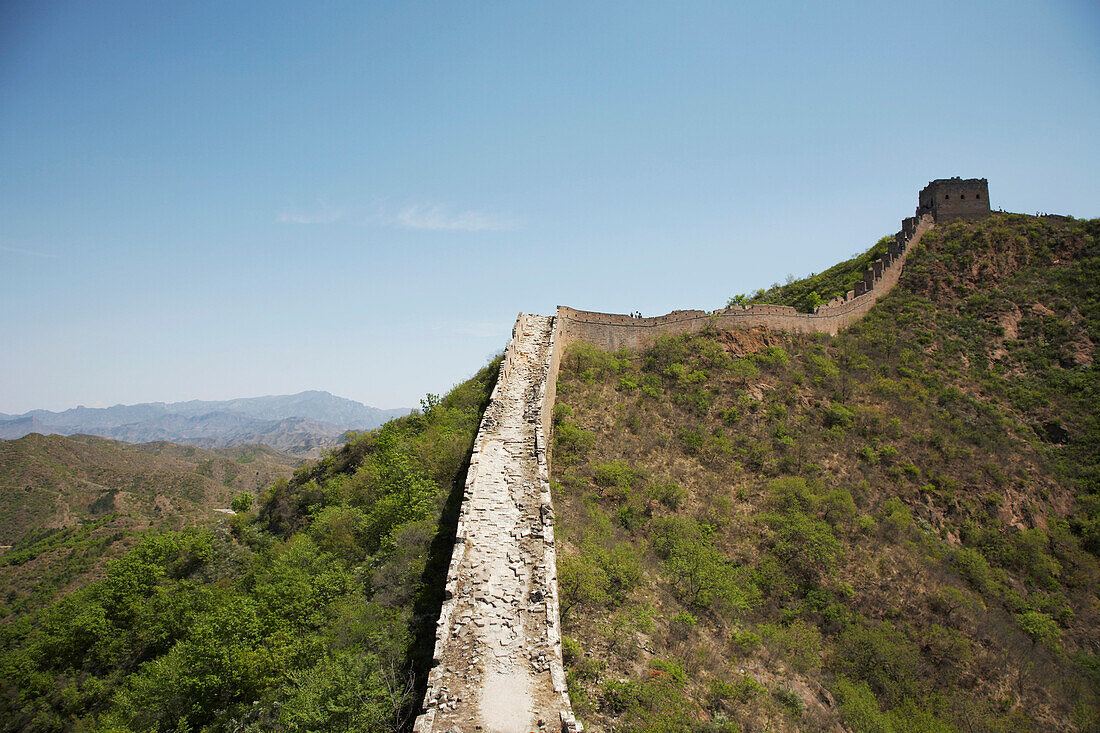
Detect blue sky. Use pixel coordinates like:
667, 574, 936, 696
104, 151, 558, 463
2, 1, 1098, 413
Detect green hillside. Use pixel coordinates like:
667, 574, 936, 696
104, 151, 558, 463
0, 360, 500, 732
2, 212, 1097, 732
0, 435, 297, 617
551, 214, 1099, 731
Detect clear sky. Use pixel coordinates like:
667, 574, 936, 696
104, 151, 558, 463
2, 1, 1098, 414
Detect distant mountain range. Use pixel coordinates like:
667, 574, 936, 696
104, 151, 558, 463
0, 391, 410, 456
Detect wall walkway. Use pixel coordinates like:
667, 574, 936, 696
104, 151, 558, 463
414, 314, 580, 733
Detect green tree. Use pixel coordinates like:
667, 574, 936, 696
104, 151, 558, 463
231, 492, 253, 513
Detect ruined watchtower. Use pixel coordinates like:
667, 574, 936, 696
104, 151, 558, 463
917, 177, 990, 222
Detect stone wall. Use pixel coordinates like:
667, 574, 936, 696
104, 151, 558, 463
416, 184, 960, 729
555, 214, 933, 352
917, 177, 990, 221
414, 314, 580, 733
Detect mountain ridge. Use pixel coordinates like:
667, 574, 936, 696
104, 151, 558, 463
0, 391, 410, 456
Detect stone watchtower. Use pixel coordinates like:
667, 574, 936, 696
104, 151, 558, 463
917, 177, 990, 221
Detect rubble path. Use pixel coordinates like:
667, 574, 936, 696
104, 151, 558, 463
415, 314, 579, 733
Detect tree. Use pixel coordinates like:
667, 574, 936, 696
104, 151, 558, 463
231, 493, 253, 513
1016, 611, 1061, 651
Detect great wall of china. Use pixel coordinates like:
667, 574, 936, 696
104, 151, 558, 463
414, 179, 988, 732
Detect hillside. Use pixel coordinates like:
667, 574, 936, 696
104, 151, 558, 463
550, 213, 1099, 731
0, 360, 501, 731
2, 213, 1097, 732
0, 434, 297, 617
0, 391, 410, 456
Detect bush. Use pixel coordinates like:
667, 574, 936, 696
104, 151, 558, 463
834, 677, 894, 733
762, 510, 840, 582
652, 517, 759, 614
594, 461, 644, 499
760, 620, 823, 673
555, 420, 596, 462
951, 547, 994, 594
832, 621, 919, 703
824, 403, 855, 428
230, 493, 253, 513
1016, 610, 1062, 651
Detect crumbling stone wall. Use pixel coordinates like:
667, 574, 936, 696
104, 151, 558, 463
414, 314, 580, 733
415, 180, 974, 729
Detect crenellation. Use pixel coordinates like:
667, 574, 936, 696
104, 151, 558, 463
555, 210, 934, 347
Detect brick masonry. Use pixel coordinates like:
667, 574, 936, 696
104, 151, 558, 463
553, 213, 933, 352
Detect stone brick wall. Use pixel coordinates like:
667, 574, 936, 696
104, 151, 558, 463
554, 214, 933, 352
417, 180, 973, 729
917, 177, 990, 221
414, 314, 580, 733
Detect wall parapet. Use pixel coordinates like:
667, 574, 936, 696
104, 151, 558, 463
556, 214, 932, 351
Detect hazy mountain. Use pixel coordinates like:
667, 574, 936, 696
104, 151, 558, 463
0, 391, 410, 456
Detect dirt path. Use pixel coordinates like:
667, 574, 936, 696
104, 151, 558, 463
415, 314, 579, 733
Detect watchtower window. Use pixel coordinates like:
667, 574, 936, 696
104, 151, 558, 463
976, 193, 981, 199
944, 194, 950, 200
961, 194, 966, 199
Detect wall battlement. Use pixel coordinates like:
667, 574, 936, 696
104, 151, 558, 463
554, 213, 933, 351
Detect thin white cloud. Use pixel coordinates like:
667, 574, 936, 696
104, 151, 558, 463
0, 243, 56, 258
276, 199, 519, 232
396, 204, 518, 232
275, 200, 344, 225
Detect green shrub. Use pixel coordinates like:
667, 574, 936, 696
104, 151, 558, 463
730, 628, 761, 653
762, 510, 840, 582
832, 621, 919, 702
760, 620, 823, 673
834, 677, 894, 733
594, 461, 643, 498
824, 403, 855, 428
709, 674, 765, 706
856, 514, 877, 534
951, 547, 994, 594
652, 517, 759, 614
564, 342, 628, 381
230, 493, 253, 513
772, 685, 805, 715
859, 446, 879, 464
1016, 610, 1062, 651
555, 420, 596, 461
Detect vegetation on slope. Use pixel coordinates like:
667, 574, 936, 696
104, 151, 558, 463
0, 358, 501, 732
730, 236, 891, 313
553, 213, 1099, 732
0, 435, 296, 618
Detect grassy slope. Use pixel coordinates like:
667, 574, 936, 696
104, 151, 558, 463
0, 435, 297, 618
0, 358, 500, 732
552, 214, 1100, 732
